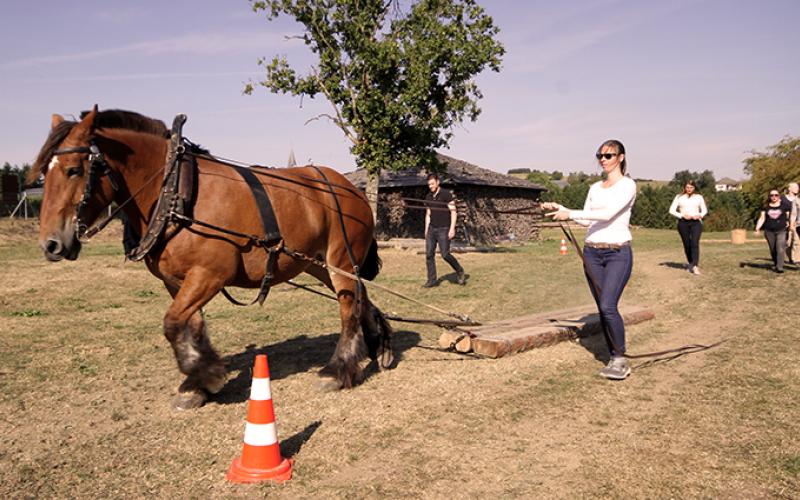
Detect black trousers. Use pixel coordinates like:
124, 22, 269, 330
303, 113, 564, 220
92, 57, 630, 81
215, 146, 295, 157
425, 226, 463, 282
765, 229, 786, 271
677, 219, 703, 268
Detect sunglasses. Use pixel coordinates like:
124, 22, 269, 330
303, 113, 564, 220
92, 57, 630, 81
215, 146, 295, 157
770, 193, 780, 197
595, 153, 618, 160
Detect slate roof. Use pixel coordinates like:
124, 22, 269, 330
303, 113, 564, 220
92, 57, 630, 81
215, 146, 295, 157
344, 153, 546, 191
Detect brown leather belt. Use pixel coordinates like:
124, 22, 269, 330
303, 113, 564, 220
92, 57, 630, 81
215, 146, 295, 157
584, 241, 631, 250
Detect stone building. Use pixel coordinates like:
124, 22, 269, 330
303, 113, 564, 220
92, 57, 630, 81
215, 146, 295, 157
344, 154, 546, 244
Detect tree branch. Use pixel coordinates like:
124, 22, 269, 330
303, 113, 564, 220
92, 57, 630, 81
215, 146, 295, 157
311, 67, 357, 145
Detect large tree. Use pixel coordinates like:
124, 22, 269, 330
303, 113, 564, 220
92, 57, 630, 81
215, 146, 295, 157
743, 136, 800, 205
669, 169, 716, 193
246, 0, 504, 219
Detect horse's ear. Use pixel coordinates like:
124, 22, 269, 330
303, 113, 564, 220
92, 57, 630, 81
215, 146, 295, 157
51, 114, 65, 129
76, 105, 99, 135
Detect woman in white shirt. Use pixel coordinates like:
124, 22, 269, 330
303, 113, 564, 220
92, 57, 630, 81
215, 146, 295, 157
543, 140, 636, 380
668, 180, 708, 275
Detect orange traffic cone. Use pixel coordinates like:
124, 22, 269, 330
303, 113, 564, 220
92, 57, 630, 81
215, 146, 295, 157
559, 238, 568, 255
227, 354, 293, 483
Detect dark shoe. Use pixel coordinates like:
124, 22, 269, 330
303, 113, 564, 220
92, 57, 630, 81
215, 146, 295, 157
456, 270, 466, 285
422, 280, 438, 288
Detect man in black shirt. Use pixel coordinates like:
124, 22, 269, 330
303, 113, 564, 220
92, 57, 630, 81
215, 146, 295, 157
423, 173, 466, 287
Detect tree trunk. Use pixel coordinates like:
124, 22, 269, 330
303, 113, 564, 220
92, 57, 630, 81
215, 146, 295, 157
366, 169, 380, 227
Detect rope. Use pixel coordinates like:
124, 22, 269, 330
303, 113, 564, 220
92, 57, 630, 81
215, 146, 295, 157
557, 222, 726, 360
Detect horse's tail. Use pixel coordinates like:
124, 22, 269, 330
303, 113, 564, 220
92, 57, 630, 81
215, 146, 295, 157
360, 238, 382, 280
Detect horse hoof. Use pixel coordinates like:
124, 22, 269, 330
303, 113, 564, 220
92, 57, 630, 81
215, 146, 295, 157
314, 377, 341, 393
172, 391, 207, 410
205, 374, 228, 394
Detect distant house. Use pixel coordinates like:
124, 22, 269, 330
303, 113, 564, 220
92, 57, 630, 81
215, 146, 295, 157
344, 154, 546, 244
715, 177, 743, 192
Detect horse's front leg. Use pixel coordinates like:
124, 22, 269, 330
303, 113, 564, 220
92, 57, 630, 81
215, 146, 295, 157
318, 274, 366, 391
163, 271, 227, 410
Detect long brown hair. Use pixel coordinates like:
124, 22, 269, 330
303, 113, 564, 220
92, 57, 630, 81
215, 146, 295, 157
597, 139, 627, 174
683, 180, 699, 196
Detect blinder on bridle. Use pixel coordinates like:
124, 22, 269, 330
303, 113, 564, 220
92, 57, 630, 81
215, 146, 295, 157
52, 141, 120, 239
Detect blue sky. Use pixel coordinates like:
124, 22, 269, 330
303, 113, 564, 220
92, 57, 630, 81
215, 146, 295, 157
1, 0, 798, 180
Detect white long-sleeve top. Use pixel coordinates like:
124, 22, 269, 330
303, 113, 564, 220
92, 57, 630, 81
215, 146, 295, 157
669, 194, 708, 219
568, 176, 637, 244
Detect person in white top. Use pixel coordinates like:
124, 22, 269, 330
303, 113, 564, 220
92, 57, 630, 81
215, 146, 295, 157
542, 139, 636, 381
785, 182, 799, 263
668, 180, 708, 275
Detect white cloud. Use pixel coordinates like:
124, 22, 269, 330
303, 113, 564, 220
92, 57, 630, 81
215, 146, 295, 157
0, 32, 299, 70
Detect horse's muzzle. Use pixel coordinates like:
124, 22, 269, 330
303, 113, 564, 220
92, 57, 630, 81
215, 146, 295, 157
42, 232, 81, 261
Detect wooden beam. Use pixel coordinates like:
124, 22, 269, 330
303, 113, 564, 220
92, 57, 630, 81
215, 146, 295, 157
438, 305, 655, 358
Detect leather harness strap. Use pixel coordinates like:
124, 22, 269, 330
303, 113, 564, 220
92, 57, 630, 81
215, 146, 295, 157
232, 165, 282, 243
221, 165, 284, 306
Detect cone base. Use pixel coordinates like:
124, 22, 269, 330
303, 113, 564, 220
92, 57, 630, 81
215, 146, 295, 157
227, 455, 293, 483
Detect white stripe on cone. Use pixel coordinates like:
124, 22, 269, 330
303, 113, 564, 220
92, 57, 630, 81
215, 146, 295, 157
243, 422, 278, 447
250, 378, 272, 401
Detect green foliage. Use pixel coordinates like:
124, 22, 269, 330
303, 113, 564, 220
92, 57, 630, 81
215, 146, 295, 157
631, 184, 679, 229
742, 135, 800, 205
1, 162, 35, 189
247, 0, 504, 174
566, 171, 601, 185
525, 171, 558, 194
704, 190, 751, 230
558, 182, 591, 210
507, 167, 530, 174
669, 169, 716, 191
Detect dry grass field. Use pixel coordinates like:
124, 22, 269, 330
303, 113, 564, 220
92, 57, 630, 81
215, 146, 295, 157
1, 218, 798, 498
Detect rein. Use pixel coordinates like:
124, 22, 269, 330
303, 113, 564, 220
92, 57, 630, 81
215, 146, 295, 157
557, 222, 726, 360
58, 131, 721, 361
168, 210, 476, 325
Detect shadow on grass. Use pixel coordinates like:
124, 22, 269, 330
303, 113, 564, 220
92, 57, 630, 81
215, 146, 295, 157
576, 329, 612, 364
658, 261, 689, 270
280, 420, 322, 458
213, 328, 421, 405
739, 258, 799, 272
439, 271, 470, 285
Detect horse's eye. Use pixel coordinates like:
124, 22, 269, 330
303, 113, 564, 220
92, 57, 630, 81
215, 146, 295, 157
66, 165, 84, 178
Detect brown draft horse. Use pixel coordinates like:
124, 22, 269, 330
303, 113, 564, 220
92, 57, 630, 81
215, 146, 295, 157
32, 107, 393, 409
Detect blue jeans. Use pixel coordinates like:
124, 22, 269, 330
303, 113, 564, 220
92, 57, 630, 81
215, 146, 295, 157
425, 226, 463, 282
583, 245, 633, 357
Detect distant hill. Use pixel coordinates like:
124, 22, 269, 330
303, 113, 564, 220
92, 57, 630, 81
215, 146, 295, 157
635, 179, 669, 189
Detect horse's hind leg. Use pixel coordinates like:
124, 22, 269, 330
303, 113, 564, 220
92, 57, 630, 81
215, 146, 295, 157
359, 293, 394, 370
163, 273, 227, 410
318, 274, 366, 391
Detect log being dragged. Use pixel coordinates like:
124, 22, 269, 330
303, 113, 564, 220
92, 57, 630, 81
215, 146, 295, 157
438, 305, 655, 358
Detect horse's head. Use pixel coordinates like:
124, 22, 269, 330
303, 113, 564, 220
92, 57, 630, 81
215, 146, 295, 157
34, 106, 117, 261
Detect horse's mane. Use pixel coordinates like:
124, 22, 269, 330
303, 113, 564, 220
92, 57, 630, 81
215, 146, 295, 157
31, 109, 170, 182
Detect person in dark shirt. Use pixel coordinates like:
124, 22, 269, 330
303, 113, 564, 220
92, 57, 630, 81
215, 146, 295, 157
423, 173, 465, 287
754, 188, 793, 273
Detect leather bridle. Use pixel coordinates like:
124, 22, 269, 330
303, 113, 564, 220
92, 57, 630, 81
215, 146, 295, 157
51, 141, 120, 239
